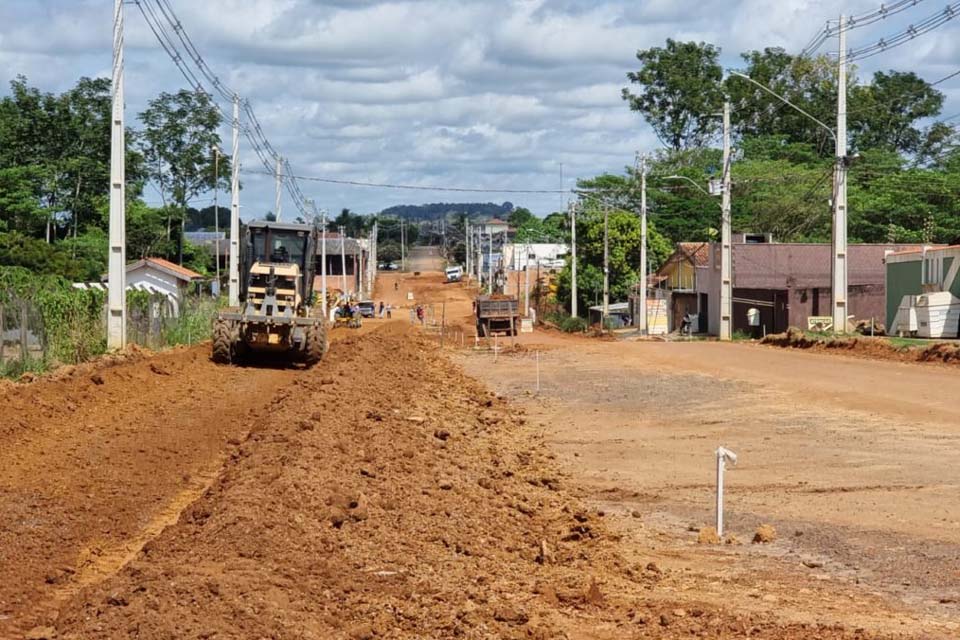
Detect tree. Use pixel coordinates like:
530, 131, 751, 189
139, 90, 226, 264
623, 40, 724, 150
850, 71, 945, 155
726, 49, 838, 154
555, 202, 671, 315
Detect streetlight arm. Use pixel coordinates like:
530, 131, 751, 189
662, 175, 716, 202
729, 71, 837, 144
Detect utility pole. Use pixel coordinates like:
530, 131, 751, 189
400, 218, 406, 272
340, 225, 347, 295
465, 221, 471, 280
570, 201, 577, 318
212, 146, 221, 293
274, 154, 283, 222
228, 95, 240, 307
832, 14, 849, 333
638, 153, 648, 335
602, 202, 609, 325
524, 241, 530, 316
320, 208, 327, 317
107, 0, 126, 350
720, 100, 732, 341
488, 226, 493, 293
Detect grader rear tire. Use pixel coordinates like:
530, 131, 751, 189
304, 323, 328, 367
212, 319, 234, 364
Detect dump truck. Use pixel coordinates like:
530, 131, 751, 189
475, 294, 519, 337
212, 220, 328, 366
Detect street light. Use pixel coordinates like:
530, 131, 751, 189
730, 70, 848, 333
662, 175, 715, 200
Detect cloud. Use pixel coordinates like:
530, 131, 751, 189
0, 0, 957, 217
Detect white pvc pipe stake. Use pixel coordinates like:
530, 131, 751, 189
715, 446, 738, 537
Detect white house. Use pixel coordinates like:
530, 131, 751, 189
507, 243, 569, 270
83, 257, 204, 316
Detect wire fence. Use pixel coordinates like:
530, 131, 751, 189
0, 288, 220, 378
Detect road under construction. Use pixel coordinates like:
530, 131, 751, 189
1, 251, 958, 639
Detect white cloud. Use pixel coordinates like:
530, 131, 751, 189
1, 0, 958, 216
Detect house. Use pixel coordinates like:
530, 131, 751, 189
588, 302, 631, 328
654, 242, 709, 332
314, 236, 366, 297
506, 243, 568, 270
884, 245, 960, 335
85, 257, 205, 317
482, 218, 510, 237
696, 240, 924, 335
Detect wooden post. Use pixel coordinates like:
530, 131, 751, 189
0, 301, 5, 363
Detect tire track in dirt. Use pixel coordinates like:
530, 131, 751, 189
0, 324, 373, 637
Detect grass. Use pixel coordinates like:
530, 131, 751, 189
885, 336, 936, 349
0, 355, 50, 379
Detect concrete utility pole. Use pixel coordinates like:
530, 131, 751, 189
274, 154, 282, 222
488, 226, 494, 293
524, 241, 530, 316
339, 225, 347, 295
465, 221, 471, 280
638, 153, 648, 335
228, 95, 241, 307
400, 218, 406, 272
602, 202, 609, 324
570, 201, 577, 318
107, 0, 126, 350
212, 146, 221, 292
320, 208, 327, 317
720, 100, 732, 341
832, 14, 849, 333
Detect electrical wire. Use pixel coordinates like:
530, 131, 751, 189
240, 168, 570, 194
135, 0, 311, 217
846, 2, 960, 62
800, 0, 927, 57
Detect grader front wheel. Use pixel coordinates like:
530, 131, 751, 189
212, 319, 234, 364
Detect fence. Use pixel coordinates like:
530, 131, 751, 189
0, 284, 219, 377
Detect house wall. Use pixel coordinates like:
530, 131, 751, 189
883, 250, 960, 328
126, 266, 181, 299
508, 243, 568, 270
661, 257, 697, 290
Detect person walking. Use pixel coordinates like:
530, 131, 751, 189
386, 304, 392, 319
378, 301, 385, 318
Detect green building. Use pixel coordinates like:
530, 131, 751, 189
885, 246, 960, 333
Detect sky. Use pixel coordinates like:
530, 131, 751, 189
1, 0, 958, 219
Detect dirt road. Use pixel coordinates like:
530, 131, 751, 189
457, 331, 960, 638
0, 260, 944, 638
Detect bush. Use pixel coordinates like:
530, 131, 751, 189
544, 311, 587, 333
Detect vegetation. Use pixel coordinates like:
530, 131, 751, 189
380, 202, 514, 221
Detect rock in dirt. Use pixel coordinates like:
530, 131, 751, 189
697, 526, 721, 545
90, 373, 105, 385
752, 524, 777, 544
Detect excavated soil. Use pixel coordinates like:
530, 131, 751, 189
760, 327, 960, 365
2, 323, 913, 639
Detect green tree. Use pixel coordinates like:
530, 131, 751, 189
849, 71, 945, 155
555, 203, 671, 315
622, 39, 724, 150
139, 90, 226, 264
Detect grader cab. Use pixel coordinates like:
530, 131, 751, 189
212, 221, 328, 366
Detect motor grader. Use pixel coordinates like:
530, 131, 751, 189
212, 220, 328, 366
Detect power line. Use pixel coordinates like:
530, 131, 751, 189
239, 168, 569, 194
800, 0, 927, 57
846, 2, 960, 62
134, 0, 310, 217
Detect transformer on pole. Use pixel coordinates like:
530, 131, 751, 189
107, 0, 126, 350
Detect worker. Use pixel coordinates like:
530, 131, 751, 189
379, 301, 385, 318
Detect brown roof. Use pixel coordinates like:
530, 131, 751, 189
134, 257, 204, 281
678, 242, 709, 267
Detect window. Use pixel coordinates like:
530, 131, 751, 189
922, 253, 943, 287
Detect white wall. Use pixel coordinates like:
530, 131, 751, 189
508, 243, 569, 270
126, 265, 181, 299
